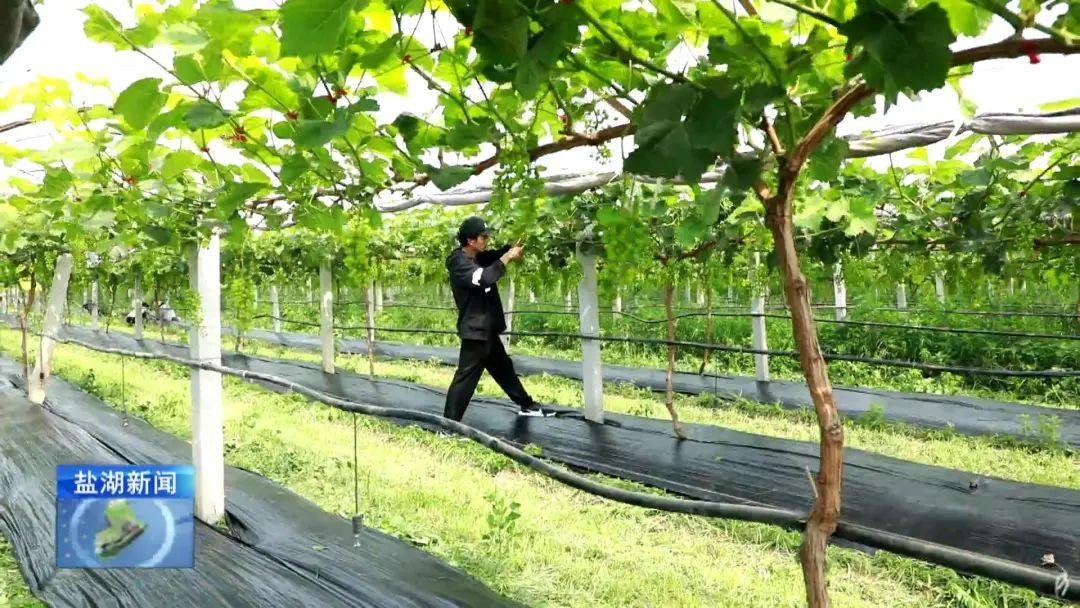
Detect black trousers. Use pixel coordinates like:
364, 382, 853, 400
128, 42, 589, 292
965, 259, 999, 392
443, 337, 535, 421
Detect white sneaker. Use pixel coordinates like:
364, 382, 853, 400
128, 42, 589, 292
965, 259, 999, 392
518, 404, 556, 417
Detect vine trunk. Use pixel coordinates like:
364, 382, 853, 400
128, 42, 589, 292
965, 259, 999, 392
766, 191, 844, 608
663, 282, 687, 439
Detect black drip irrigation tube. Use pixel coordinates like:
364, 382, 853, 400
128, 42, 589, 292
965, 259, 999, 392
35, 330, 1078, 601
874, 307, 1079, 319
247, 315, 1080, 379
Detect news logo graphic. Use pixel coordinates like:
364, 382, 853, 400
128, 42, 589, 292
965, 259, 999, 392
56, 465, 195, 568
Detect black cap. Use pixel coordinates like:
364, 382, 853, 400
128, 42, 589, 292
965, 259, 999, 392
457, 216, 492, 240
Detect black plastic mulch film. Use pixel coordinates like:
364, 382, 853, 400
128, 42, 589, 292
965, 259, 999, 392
34, 327, 1080, 600
0, 357, 519, 608
237, 327, 1080, 451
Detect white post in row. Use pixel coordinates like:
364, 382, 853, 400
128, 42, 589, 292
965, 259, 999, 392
696, 287, 706, 307
935, 274, 945, 304
188, 234, 224, 525
375, 280, 384, 313
750, 252, 770, 382
133, 273, 144, 340
319, 262, 335, 374
564, 288, 573, 311
528, 290, 536, 304
365, 279, 377, 376
896, 282, 907, 310
28, 254, 73, 404
613, 290, 622, 314
270, 284, 282, 333
501, 279, 515, 349
366, 279, 377, 345
833, 263, 847, 322
576, 246, 604, 423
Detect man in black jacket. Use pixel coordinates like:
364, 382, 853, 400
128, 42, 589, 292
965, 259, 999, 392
444, 216, 552, 421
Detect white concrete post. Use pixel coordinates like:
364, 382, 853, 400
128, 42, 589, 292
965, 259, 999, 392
750, 253, 769, 382
896, 283, 907, 310
935, 274, 945, 304
270, 284, 282, 333
564, 287, 573, 311
613, 291, 622, 314
502, 279, 515, 349
528, 289, 536, 304
697, 286, 706, 306
188, 234, 224, 525
133, 274, 143, 339
366, 280, 376, 345
28, 254, 73, 403
319, 262, 334, 374
90, 281, 100, 331
576, 247, 604, 423
375, 280, 384, 313
833, 263, 847, 322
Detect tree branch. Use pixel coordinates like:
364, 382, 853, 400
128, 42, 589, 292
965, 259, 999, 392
0, 119, 31, 134
787, 37, 1080, 197
1034, 235, 1080, 248
763, 0, 843, 28
577, 5, 706, 91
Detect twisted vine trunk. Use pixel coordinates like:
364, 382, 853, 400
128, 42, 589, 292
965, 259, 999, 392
765, 192, 843, 608
18, 275, 36, 386
663, 283, 687, 439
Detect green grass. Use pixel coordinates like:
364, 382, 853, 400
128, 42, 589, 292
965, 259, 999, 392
0, 534, 43, 608
0, 328, 1071, 607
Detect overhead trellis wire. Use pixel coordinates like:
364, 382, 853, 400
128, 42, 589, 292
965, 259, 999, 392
379, 108, 1080, 211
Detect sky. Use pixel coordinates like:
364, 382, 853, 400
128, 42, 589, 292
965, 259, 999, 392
0, 0, 1077, 189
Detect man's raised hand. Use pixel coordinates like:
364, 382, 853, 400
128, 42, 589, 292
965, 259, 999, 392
502, 244, 524, 264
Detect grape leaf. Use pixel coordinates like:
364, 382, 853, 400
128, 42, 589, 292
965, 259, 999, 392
279, 0, 357, 56
472, 0, 529, 70
142, 225, 173, 246
427, 165, 474, 190
840, 0, 955, 104
183, 101, 229, 129
623, 82, 741, 182
82, 6, 125, 49
293, 112, 353, 148
933, 0, 992, 37
114, 78, 167, 130
280, 154, 310, 185
513, 5, 582, 98
217, 182, 266, 217
161, 150, 201, 180
159, 23, 209, 55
